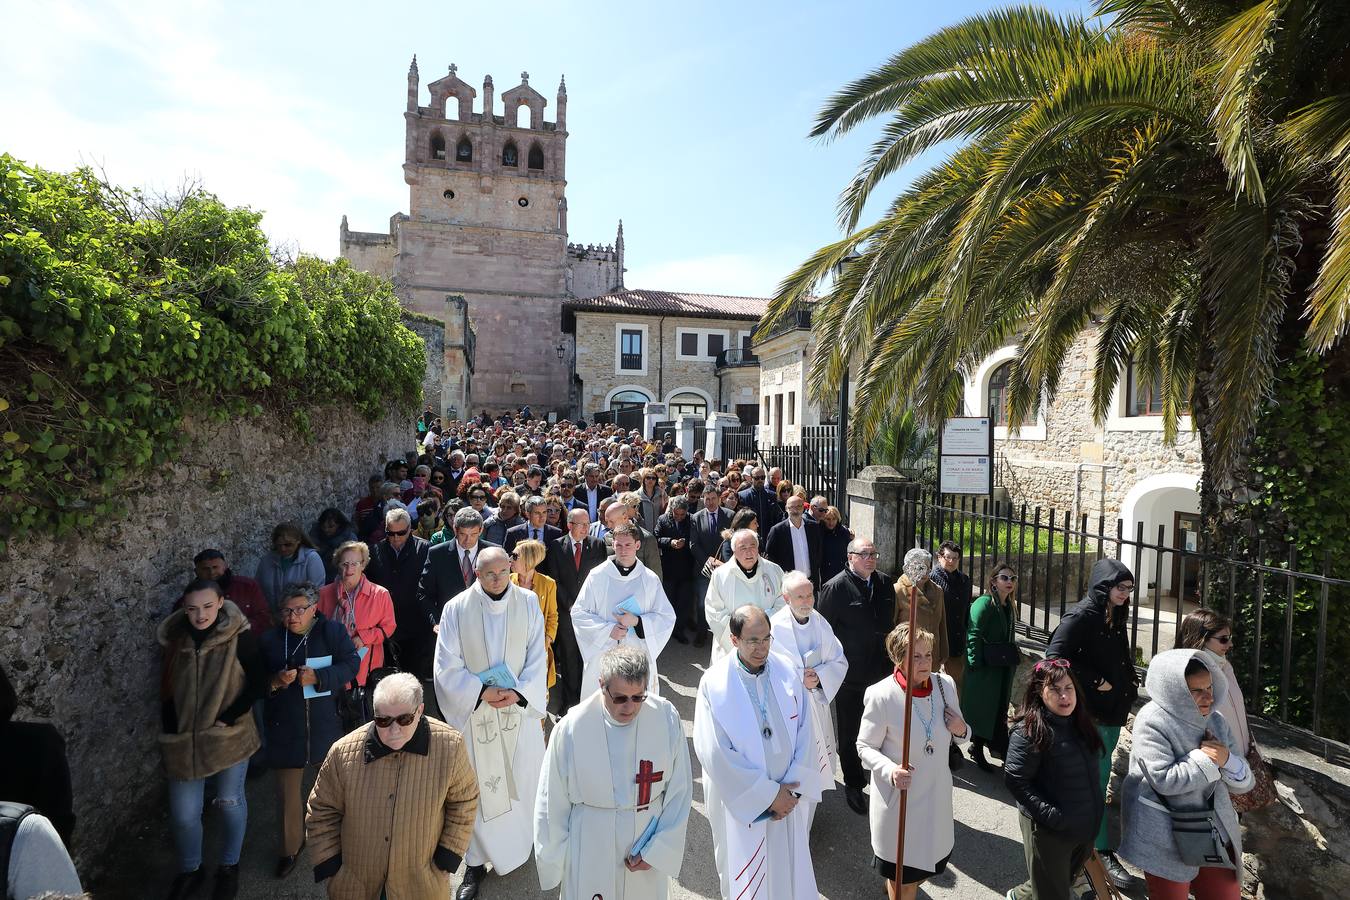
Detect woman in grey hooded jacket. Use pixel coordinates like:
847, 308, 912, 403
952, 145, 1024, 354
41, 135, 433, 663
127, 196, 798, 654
1118, 648, 1253, 900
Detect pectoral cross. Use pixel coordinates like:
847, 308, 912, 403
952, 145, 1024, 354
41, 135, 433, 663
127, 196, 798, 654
635, 759, 664, 811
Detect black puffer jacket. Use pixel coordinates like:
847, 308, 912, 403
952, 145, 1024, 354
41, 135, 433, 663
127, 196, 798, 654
1005, 715, 1103, 842
1046, 558, 1139, 726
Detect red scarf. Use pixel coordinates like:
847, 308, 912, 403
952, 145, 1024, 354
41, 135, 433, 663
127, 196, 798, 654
893, 666, 933, 697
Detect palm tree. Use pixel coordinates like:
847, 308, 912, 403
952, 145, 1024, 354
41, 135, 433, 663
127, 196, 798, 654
767, 1, 1350, 519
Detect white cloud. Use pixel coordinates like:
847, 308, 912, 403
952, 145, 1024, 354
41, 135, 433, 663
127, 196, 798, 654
625, 252, 797, 299
0, 0, 400, 258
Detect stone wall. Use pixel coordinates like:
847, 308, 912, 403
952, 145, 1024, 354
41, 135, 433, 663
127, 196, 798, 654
975, 329, 1203, 524
0, 404, 413, 872
400, 312, 445, 416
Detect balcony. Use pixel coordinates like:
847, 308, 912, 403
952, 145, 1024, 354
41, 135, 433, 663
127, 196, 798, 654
715, 348, 759, 369
760, 306, 812, 341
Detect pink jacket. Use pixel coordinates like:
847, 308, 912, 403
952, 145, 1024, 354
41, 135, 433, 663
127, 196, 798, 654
318, 578, 396, 686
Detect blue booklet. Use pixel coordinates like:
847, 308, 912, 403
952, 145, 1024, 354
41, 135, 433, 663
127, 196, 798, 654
614, 596, 643, 617
304, 655, 333, 700
476, 663, 518, 689
629, 814, 661, 858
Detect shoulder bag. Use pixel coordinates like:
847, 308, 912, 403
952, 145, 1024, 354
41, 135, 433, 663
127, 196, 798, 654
1230, 743, 1278, 814
1138, 757, 1236, 869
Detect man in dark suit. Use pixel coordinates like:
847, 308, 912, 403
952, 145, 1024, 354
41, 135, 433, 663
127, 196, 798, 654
817, 537, 895, 815
688, 488, 729, 648
577, 462, 613, 523
543, 507, 608, 714
655, 496, 696, 644
763, 495, 823, 589
737, 466, 783, 537
503, 495, 563, 554
365, 512, 432, 678
417, 507, 501, 629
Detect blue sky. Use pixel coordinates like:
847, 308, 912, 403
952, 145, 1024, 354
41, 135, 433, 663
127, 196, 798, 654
0, 0, 1089, 297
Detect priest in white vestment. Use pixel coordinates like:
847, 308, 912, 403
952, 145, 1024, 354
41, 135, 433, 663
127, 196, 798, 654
535, 645, 692, 899
571, 522, 676, 699
769, 571, 849, 829
432, 547, 548, 900
703, 529, 785, 664
693, 605, 819, 900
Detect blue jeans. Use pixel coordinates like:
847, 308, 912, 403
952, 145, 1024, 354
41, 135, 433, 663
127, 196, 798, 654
168, 758, 249, 872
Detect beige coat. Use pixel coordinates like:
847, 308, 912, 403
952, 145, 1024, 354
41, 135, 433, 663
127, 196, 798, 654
157, 600, 260, 781
895, 574, 948, 662
306, 717, 479, 900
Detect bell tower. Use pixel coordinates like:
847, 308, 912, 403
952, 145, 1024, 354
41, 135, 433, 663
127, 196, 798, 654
388, 59, 572, 414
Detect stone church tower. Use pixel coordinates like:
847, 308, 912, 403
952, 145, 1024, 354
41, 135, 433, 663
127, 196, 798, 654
341, 56, 624, 417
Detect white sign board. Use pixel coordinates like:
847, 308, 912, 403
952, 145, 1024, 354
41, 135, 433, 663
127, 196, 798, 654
938, 416, 993, 495
942, 417, 992, 455
940, 455, 993, 495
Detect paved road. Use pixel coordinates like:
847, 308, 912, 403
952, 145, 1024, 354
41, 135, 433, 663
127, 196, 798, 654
100, 636, 1143, 899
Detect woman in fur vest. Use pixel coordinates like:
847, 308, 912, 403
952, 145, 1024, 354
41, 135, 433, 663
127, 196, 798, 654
158, 577, 266, 900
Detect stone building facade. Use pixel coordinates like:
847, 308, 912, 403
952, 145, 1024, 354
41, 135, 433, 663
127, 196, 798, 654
563, 290, 767, 423
340, 58, 623, 418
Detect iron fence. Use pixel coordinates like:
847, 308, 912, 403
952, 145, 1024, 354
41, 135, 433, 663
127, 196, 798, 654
722, 426, 757, 462
592, 406, 644, 433
899, 488, 1350, 747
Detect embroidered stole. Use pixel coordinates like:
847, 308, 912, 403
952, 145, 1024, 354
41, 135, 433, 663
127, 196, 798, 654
461, 587, 529, 821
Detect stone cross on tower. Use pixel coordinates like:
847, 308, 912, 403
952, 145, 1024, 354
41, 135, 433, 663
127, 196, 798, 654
521, 71, 529, 83
449, 63, 457, 75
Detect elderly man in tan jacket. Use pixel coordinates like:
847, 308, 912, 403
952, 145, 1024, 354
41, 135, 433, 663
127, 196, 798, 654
307, 673, 479, 899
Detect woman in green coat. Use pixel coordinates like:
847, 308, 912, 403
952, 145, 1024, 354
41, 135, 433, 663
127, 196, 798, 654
965, 562, 1019, 772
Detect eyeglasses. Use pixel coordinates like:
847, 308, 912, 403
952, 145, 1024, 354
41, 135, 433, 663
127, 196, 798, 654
1208, 634, 1233, 645
738, 635, 774, 648
373, 712, 417, 728
849, 550, 879, 559
386, 528, 410, 537
1034, 658, 1070, 672
1111, 582, 1135, 592
753, 476, 766, 482
603, 687, 647, 705
279, 603, 315, 617
997, 573, 1019, 582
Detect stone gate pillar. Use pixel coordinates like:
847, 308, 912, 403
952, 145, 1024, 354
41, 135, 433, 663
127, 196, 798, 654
846, 465, 907, 577
706, 412, 740, 459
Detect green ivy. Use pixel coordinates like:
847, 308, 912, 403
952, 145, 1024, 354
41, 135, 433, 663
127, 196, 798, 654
1231, 347, 1350, 741
0, 156, 424, 548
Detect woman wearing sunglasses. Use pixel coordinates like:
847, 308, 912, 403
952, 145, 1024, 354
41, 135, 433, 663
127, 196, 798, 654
1175, 609, 1249, 764
965, 563, 1020, 772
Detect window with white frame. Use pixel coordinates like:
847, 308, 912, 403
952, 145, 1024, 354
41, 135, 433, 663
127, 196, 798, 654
613, 322, 649, 376
675, 327, 732, 361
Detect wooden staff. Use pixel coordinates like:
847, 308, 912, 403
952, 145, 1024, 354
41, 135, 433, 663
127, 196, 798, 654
893, 581, 920, 885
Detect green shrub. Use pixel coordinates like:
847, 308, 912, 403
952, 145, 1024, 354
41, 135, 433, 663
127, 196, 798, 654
0, 155, 423, 547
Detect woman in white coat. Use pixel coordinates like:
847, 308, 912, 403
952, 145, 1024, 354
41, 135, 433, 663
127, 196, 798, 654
858, 624, 969, 900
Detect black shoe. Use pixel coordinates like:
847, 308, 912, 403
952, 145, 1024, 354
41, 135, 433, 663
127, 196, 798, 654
1101, 852, 1137, 889
456, 864, 487, 900
212, 865, 239, 900
970, 742, 996, 773
948, 742, 965, 772
166, 868, 206, 900
844, 784, 868, 815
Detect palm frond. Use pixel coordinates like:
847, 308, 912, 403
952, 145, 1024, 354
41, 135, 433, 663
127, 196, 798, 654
1209, 0, 1289, 203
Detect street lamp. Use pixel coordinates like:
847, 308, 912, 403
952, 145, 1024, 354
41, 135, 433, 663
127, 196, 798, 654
555, 342, 565, 362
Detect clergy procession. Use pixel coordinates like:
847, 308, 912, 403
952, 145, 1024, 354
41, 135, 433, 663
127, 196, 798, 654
133, 412, 1260, 900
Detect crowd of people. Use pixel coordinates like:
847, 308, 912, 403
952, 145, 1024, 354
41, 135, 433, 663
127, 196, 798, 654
1, 407, 1263, 900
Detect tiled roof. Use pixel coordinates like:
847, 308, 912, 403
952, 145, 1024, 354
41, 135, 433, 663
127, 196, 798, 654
563, 289, 769, 321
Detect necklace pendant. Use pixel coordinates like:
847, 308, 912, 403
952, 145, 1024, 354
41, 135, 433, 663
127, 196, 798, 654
924, 742, 935, 756
762, 725, 773, 740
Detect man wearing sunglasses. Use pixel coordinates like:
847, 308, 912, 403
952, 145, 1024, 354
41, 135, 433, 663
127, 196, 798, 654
307, 673, 479, 899
432, 547, 548, 900
736, 467, 783, 539
535, 646, 692, 900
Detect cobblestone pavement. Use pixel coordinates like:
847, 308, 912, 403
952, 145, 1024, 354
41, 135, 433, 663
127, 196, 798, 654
100, 636, 1145, 899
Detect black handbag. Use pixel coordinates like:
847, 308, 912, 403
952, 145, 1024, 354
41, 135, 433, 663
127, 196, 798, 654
983, 642, 1020, 667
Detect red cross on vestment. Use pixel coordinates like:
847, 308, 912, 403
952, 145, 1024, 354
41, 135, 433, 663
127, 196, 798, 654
634, 759, 664, 811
